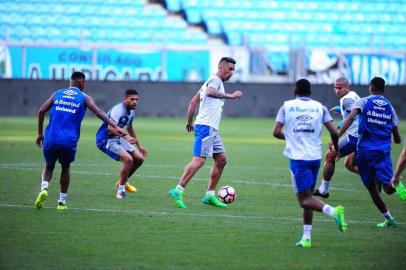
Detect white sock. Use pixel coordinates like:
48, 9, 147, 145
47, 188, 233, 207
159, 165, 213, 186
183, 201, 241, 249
303, 225, 312, 240
383, 211, 393, 220
322, 204, 336, 218
176, 185, 185, 192
118, 185, 125, 192
40, 181, 49, 190
58, 193, 67, 204
206, 190, 215, 196
319, 180, 330, 194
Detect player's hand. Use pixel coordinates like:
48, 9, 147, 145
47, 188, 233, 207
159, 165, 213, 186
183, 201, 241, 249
394, 137, 401, 144
125, 135, 137, 144
116, 127, 127, 137
329, 106, 341, 114
35, 134, 43, 148
390, 176, 401, 188
139, 146, 148, 157
232, 90, 243, 99
186, 123, 194, 132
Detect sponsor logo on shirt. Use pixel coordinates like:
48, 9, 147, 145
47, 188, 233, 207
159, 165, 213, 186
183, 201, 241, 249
294, 114, 315, 133
372, 99, 387, 107
63, 89, 78, 96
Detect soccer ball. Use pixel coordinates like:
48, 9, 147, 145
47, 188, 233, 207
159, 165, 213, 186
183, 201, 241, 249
218, 186, 237, 204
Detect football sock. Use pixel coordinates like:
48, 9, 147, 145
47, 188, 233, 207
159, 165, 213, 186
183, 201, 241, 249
319, 180, 330, 194
40, 181, 49, 190
58, 193, 67, 204
322, 204, 335, 217
176, 185, 185, 192
303, 225, 312, 240
206, 190, 215, 196
383, 211, 393, 220
118, 185, 125, 192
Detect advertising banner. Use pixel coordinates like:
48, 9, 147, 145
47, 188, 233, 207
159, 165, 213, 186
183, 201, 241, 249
306, 50, 405, 85
2, 46, 210, 82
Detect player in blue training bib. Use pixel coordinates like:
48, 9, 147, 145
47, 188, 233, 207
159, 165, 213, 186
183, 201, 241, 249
338, 77, 403, 228
34, 71, 123, 210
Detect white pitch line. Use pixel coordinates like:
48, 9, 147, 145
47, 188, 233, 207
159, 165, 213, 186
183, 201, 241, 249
0, 164, 362, 193
0, 203, 395, 225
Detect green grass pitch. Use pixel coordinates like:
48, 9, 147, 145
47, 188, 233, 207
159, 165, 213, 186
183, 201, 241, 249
0, 117, 405, 269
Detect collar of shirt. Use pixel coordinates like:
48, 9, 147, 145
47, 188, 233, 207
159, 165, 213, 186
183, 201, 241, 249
295, 96, 311, 101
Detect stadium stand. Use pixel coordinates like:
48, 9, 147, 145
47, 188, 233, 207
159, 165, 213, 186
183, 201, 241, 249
0, 0, 405, 80
0, 0, 209, 44
2, 0, 405, 50
165, 0, 406, 51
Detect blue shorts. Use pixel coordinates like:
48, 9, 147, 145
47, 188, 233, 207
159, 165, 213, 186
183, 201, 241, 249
338, 134, 358, 157
43, 143, 76, 166
289, 159, 321, 193
356, 150, 393, 186
193, 125, 225, 157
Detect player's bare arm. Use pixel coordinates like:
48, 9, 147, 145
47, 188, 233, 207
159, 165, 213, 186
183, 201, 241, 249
206, 87, 243, 99
107, 124, 135, 144
324, 120, 339, 156
272, 121, 285, 140
85, 95, 126, 136
128, 122, 148, 156
186, 91, 200, 132
36, 95, 54, 148
338, 108, 359, 137
392, 126, 401, 144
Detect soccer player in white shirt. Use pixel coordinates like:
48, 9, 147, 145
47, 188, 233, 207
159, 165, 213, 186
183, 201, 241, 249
314, 77, 360, 198
96, 89, 148, 199
168, 57, 243, 209
273, 79, 348, 248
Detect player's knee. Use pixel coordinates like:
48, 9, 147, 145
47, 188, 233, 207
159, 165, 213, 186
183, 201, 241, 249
122, 155, 133, 167
193, 157, 206, 168
344, 159, 352, 171
46, 163, 55, 171
61, 164, 70, 171
383, 185, 395, 195
217, 157, 227, 168
298, 199, 309, 209
325, 150, 336, 162
134, 155, 144, 165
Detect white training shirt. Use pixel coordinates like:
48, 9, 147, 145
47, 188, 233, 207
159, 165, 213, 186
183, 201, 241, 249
340, 91, 360, 137
194, 75, 225, 130
276, 97, 333, 160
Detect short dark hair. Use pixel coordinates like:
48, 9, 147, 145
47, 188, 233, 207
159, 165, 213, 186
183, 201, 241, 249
370, 77, 385, 92
125, 89, 138, 96
219, 57, 236, 65
71, 71, 85, 81
295, 79, 311, 96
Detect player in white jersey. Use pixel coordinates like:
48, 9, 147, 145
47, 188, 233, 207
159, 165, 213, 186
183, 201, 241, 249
314, 77, 360, 198
168, 57, 243, 209
96, 89, 147, 199
273, 79, 348, 248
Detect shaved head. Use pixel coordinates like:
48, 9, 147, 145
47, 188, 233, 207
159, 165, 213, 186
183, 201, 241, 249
335, 77, 349, 86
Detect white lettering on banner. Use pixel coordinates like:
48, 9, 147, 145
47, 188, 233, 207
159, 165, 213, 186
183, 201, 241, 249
55, 106, 76, 114
351, 55, 405, 85
48, 64, 162, 81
